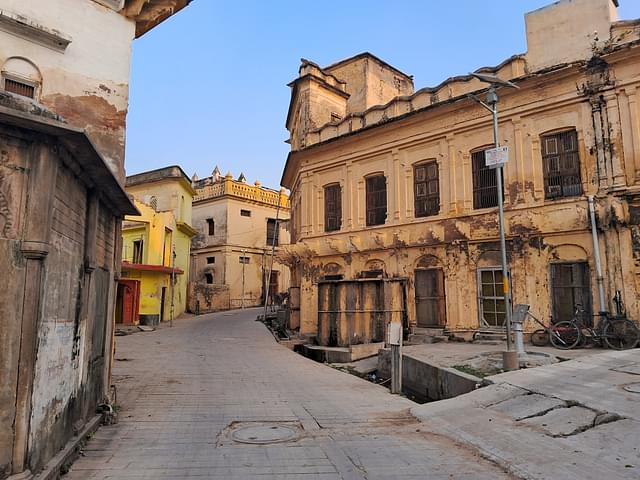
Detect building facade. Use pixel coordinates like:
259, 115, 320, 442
189, 169, 291, 312
120, 166, 197, 325
0, 1, 190, 478
281, 0, 640, 345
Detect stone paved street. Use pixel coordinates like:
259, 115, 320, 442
66, 309, 511, 479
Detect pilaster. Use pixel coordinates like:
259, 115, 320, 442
13, 143, 58, 475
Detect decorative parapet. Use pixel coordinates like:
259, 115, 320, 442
297, 55, 527, 150
194, 175, 289, 209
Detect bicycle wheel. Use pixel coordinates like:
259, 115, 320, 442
530, 329, 550, 346
603, 319, 640, 350
549, 321, 581, 349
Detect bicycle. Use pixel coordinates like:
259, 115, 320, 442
526, 310, 553, 347
549, 302, 640, 350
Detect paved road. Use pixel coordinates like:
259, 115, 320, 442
412, 348, 640, 480
67, 309, 511, 479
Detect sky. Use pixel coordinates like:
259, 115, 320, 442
125, 0, 640, 189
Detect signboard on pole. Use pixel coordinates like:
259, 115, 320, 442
485, 146, 509, 168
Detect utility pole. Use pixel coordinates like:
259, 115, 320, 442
241, 248, 246, 309
263, 191, 282, 322
170, 245, 176, 328
469, 72, 524, 370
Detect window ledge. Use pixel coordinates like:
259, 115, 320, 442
0, 10, 72, 52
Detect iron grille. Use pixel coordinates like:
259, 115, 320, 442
5, 78, 35, 98
542, 130, 582, 199
414, 161, 439, 217
472, 150, 502, 209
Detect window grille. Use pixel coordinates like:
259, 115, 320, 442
414, 162, 439, 217
324, 184, 342, 232
4, 78, 35, 98
542, 130, 582, 199
365, 175, 387, 226
472, 150, 502, 209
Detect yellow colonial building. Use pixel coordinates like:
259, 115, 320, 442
118, 166, 197, 325
189, 168, 290, 312
282, 0, 640, 344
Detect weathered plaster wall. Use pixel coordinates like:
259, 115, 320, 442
525, 0, 617, 72
190, 185, 291, 312
283, 18, 640, 340
0, 133, 29, 477
0, 0, 134, 180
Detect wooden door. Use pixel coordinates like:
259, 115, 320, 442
415, 269, 446, 327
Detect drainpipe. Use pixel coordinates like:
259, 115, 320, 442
588, 196, 607, 315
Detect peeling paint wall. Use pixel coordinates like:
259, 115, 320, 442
0, 0, 134, 181
283, 2, 640, 341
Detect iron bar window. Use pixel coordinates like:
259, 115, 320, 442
4, 78, 35, 98
472, 149, 502, 209
324, 184, 342, 232
414, 161, 439, 217
542, 130, 582, 199
366, 174, 387, 226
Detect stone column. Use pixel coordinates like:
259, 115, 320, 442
12, 143, 58, 476
345, 162, 353, 230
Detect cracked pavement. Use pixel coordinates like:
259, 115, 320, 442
412, 349, 640, 479
65, 309, 512, 479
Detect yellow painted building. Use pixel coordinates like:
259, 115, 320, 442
282, 0, 640, 344
117, 166, 197, 325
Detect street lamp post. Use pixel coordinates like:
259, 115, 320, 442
469, 73, 524, 369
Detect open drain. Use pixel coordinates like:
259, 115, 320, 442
231, 425, 298, 444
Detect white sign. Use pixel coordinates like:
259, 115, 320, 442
388, 322, 402, 346
485, 146, 509, 168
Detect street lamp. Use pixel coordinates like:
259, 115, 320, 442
468, 72, 524, 369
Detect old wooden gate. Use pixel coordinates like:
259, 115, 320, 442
415, 269, 446, 327
317, 279, 406, 347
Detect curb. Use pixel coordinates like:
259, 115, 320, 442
32, 414, 103, 480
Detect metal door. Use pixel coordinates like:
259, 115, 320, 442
415, 269, 446, 327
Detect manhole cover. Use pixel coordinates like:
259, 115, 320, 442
231, 425, 298, 444
623, 382, 640, 394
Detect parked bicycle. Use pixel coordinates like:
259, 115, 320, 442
526, 310, 553, 347
549, 303, 640, 350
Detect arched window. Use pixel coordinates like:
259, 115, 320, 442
1, 57, 42, 100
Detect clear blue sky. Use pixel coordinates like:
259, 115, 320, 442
125, 0, 640, 189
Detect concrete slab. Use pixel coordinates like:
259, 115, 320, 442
489, 393, 566, 420
520, 406, 597, 436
